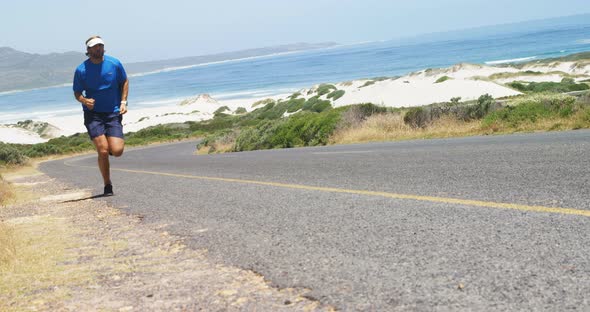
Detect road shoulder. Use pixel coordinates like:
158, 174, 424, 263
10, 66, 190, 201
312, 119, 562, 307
0, 170, 332, 311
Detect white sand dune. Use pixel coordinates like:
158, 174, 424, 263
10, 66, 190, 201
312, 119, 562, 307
0, 126, 47, 144
331, 75, 520, 108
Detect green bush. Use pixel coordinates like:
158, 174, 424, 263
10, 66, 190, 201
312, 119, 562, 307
235, 107, 247, 114
316, 84, 337, 96
233, 109, 344, 152
189, 115, 236, 132
458, 94, 495, 121
126, 123, 199, 145
23, 144, 61, 158
214, 106, 230, 116
16, 133, 94, 158
354, 103, 388, 116
435, 76, 452, 83
310, 100, 332, 113
360, 80, 375, 88
247, 101, 287, 120
508, 79, 589, 93
327, 90, 345, 101
483, 93, 577, 128
302, 96, 332, 112
197, 129, 237, 153
0, 143, 28, 165
252, 98, 275, 107
285, 98, 306, 113
404, 107, 430, 128
337, 103, 388, 129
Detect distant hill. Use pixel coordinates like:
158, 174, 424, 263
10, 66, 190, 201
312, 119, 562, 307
0, 42, 338, 93
0, 47, 85, 92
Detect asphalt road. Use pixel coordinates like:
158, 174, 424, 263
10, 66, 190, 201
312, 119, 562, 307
40, 130, 590, 310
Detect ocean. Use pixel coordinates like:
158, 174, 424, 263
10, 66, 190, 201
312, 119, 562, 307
1, 15, 589, 124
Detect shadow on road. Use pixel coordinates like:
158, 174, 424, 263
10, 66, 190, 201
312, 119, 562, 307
61, 194, 112, 203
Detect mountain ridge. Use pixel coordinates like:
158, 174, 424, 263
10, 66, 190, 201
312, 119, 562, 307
0, 42, 338, 93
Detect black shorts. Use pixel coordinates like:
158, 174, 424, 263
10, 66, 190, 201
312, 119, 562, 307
84, 111, 124, 140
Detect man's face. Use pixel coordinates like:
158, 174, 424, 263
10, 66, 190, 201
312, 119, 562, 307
87, 44, 104, 59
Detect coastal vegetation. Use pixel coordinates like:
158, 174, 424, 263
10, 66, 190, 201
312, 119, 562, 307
331, 93, 590, 144
327, 90, 346, 100
360, 80, 376, 88
435, 76, 452, 83
0, 174, 14, 206
508, 78, 589, 93
1, 74, 589, 165
313, 84, 337, 96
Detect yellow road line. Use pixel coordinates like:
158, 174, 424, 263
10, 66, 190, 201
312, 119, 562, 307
65, 161, 590, 217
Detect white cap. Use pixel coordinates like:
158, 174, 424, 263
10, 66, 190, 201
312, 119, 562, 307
86, 37, 105, 48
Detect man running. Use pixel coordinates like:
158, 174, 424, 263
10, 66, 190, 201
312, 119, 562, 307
73, 35, 129, 196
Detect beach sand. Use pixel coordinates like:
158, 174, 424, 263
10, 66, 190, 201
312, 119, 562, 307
2, 61, 589, 144
0, 126, 48, 144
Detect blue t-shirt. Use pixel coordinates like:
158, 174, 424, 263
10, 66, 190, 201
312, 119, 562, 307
73, 55, 127, 113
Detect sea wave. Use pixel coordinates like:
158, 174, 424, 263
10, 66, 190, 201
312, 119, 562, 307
212, 88, 296, 100
485, 56, 537, 65
576, 39, 590, 44
0, 107, 79, 124
0, 83, 71, 96
135, 98, 187, 106
130, 50, 312, 78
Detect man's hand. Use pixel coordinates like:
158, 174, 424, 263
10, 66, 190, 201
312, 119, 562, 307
120, 102, 128, 115
83, 98, 95, 110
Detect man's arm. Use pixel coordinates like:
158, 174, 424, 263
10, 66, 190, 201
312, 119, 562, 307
119, 79, 129, 114
74, 91, 94, 110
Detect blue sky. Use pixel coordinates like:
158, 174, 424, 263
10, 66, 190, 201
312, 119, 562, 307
2, 0, 589, 62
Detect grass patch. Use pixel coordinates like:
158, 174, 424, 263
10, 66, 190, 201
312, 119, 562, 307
316, 84, 337, 96
481, 93, 586, 131
0, 143, 29, 166
0, 175, 14, 207
508, 78, 589, 93
125, 123, 199, 146
0, 222, 16, 269
435, 76, 452, 83
198, 103, 388, 154
233, 108, 345, 151
327, 90, 345, 101
330, 113, 481, 144
213, 106, 230, 116
360, 80, 375, 88
252, 98, 275, 107
331, 93, 590, 145
488, 70, 545, 80
0, 216, 94, 310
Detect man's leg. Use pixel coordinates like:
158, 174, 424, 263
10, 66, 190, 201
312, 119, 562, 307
107, 136, 125, 157
92, 135, 111, 186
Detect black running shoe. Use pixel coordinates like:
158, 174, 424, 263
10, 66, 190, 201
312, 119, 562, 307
104, 184, 114, 196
